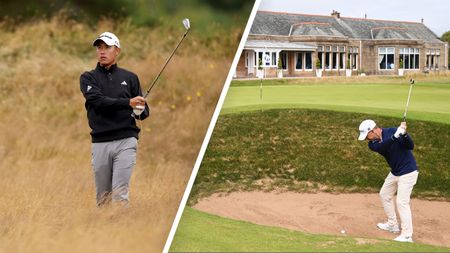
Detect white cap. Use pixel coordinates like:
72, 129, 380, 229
358, 119, 376, 141
92, 32, 120, 48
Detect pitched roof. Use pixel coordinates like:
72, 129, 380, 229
251, 11, 443, 43
245, 40, 317, 51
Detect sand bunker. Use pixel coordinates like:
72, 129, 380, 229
194, 192, 450, 247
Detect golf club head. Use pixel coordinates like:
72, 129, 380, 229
182, 18, 190, 30
409, 78, 415, 84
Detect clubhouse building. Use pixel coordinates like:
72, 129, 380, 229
235, 10, 448, 78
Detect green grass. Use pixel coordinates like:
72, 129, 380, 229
176, 79, 450, 252
189, 109, 450, 204
170, 207, 450, 252
222, 81, 450, 124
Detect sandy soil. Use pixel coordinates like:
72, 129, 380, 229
194, 192, 450, 248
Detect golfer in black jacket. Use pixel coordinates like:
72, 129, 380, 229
80, 32, 149, 207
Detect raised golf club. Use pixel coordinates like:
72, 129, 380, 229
133, 18, 191, 116
402, 78, 415, 122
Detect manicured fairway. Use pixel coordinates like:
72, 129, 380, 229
223, 82, 450, 124
170, 207, 450, 252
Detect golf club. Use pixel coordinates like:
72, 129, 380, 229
132, 18, 191, 116
402, 78, 415, 122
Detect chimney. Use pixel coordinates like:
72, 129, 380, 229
331, 10, 341, 19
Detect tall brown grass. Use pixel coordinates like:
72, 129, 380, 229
0, 15, 239, 253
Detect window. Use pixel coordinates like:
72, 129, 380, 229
426, 48, 440, 70
317, 52, 323, 69
378, 47, 395, 70
325, 46, 331, 70
399, 48, 419, 69
296, 52, 303, 70
332, 52, 338, 69
265, 52, 270, 66
258, 52, 263, 68
325, 52, 331, 69
280, 52, 288, 70
305, 52, 312, 70
295, 52, 312, 71
257, 51, 278, 68
436, 50, 440, 69
339, 52, 345, 69
348, 47, 358, 70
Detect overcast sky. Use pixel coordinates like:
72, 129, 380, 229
259, 0, 450, 37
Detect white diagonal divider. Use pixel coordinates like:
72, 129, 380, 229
162, 0, 262, 252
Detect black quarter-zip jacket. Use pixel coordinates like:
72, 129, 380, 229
80, 63, 149, 143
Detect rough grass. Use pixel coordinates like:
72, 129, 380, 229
0, 14, 244, 253
188, 109, 450, 204
170, 207, 450, 252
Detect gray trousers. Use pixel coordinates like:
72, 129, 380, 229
91, 137, 137, 206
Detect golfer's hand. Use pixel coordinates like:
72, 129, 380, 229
130, 96, 146, 108
394, 126, 406, 138
400, 121, 407, 130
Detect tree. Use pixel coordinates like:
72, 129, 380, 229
442, 31, 450, 68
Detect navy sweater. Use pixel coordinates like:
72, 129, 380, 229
368, 128, 418, 176
80, 63, 149, 143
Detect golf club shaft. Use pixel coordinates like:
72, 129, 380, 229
402, 83, 414, 121
144, 30, 190, 99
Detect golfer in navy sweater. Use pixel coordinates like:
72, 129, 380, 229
358, 119, 418, 243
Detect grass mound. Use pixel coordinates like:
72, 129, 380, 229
170, 207, 450, 252
189, 109, 450, 204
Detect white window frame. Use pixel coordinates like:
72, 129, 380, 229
280, 52, 288, 71
348, 47, 358, 70
295, 52, 304, 71
295, 52, 314, 71
256, 50, 278, 68
271, 52, 277, 66
426, 48, 441, 70
304, 52, 313, 71
325, 46, 332, 71
378, 47, 395, 70
399, 48, 420, 70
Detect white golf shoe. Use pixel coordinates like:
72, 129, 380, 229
377, 222, 400, 233
394, 235, 413, 243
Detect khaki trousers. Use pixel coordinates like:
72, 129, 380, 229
379, 170, 419, 237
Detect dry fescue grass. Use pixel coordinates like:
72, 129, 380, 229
0, 15, 236, 253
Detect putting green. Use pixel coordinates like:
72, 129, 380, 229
223, 82, 450, 124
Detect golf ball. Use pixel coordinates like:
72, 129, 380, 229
341, 230, 346, 234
